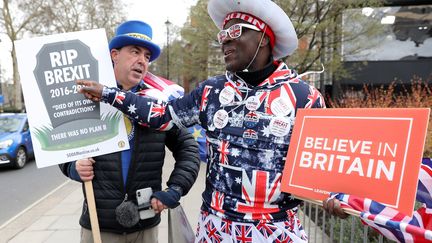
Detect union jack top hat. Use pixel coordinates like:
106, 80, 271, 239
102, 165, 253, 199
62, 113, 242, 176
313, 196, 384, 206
207, 0, 298, 60
109, 20, 161, 62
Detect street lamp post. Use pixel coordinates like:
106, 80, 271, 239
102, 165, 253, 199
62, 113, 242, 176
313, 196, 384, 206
0, 38, 3, 111
165, 19, 172, 80
0, 38, 2, 95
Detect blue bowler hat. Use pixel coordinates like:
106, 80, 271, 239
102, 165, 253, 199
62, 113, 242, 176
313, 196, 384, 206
109, 20, 161, 62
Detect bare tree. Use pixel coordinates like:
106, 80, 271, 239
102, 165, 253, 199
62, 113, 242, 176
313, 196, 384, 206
152, 0, 221, 92
162, 0, 384, 98
1, 0, 47, 110
22, 0, 125, 38
0, 0, 125, 110
276, 0, 384, 97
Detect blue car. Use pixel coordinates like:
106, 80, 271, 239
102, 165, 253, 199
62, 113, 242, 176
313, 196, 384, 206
0, 113, 34, 169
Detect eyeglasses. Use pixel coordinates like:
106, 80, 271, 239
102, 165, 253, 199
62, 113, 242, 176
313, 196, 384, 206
217, 23, 260, 44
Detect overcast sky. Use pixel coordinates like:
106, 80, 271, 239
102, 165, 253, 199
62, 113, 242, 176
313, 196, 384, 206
123, 0, 197, 46
0, 0, 197, 81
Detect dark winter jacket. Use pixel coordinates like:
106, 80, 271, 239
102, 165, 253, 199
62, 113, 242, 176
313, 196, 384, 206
59, 126, 200, 234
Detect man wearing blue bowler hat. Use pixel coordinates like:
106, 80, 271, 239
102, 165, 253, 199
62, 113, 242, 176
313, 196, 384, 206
59, 20, 200, 243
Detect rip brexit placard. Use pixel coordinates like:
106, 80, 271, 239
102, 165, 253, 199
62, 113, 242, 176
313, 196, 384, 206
15, 29, 129, 168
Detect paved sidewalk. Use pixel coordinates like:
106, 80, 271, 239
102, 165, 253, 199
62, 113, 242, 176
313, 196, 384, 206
0, 153, 205, 243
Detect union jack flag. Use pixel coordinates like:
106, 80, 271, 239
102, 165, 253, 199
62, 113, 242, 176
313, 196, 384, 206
221, 218, 232, 235
264, 83, 296, 115
259, 63, 290, 86
224, 81, 242, 101
335, 158, 432, 242
143, 72, 184, 99
237, 171, 281, 220
256, 220, 279, 239
149, 103, 166, 118
234, 224, 253, 243
288, 77, 300, 84
115, 91, 126, 104
275, 232, 293, 243
255, 90, 268, 104
196, 237, 207, 243
200, 211, 209, 222
305, 86, 325, 108
205, 220, 223, 243
158, 121, 174, 131
417, 158, 432, 208
230, 24, 242, 37
142, 73, 207, 161
218, 140, 230, 165
284, 210, 297, 231
211, 191, 225, 214
200, 85, 212, 111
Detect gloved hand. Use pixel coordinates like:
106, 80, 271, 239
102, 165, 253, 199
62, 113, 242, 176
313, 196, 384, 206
151, 186, 182, 209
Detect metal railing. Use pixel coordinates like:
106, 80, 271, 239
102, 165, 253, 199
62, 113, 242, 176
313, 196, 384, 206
300, 202, 393, 243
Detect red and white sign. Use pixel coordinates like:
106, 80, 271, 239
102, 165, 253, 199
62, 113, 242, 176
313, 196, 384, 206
281, 108, 430, 216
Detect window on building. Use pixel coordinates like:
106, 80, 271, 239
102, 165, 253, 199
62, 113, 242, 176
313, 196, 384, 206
343, 5, 432, 61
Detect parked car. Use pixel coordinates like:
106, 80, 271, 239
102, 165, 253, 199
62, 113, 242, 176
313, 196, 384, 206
0, 113, 34, 169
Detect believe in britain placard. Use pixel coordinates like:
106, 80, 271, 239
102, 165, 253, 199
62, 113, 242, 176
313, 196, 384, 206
281, 108, 430, 216
15, 29, 129, 168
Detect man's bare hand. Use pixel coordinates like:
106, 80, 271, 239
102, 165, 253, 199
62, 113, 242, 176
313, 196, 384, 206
76, 158, 96, 181
322, 197, 349, 219
77, 80, 104, 102
151, 197, 168, 214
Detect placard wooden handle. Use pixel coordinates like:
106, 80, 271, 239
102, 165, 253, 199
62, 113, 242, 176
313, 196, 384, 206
84, 180, 102, 243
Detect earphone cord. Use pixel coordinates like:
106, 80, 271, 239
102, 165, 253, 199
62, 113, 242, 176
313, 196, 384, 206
225, 87, 249, 115
241, 26, 268, 72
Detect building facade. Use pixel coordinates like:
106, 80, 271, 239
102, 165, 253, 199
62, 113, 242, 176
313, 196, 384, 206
340, 0, 432, 89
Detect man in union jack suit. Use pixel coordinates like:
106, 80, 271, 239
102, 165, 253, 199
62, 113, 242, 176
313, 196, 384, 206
78, 0, 326, 241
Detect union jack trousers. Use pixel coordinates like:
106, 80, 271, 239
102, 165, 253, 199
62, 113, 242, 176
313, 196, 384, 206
195, 211, 308, 243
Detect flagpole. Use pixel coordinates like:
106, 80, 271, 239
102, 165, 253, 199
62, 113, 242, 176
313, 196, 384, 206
294, 195, 361, 217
